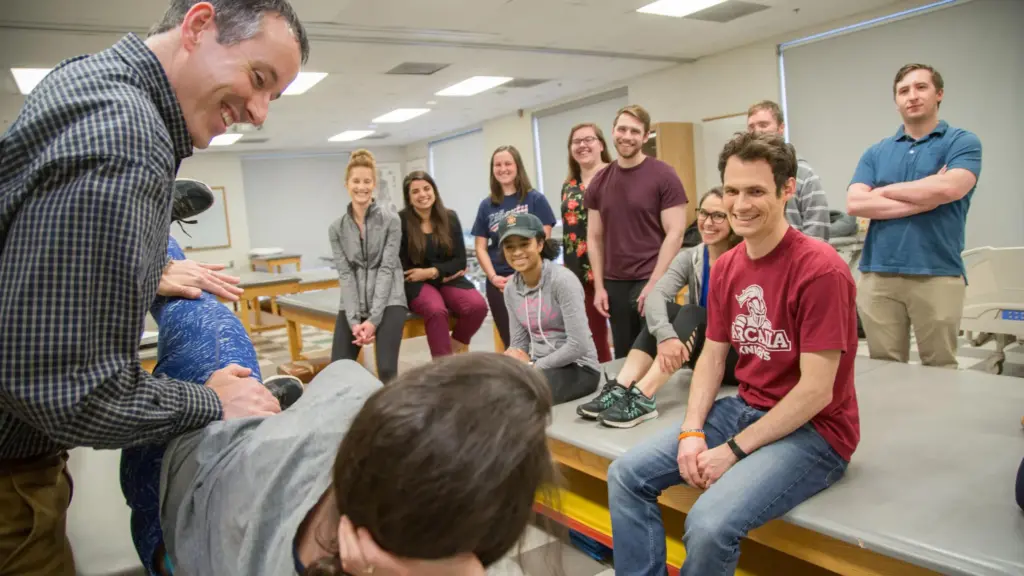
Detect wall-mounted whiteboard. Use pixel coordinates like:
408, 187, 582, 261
697, 114, 748, 195
171, 185, 231, 252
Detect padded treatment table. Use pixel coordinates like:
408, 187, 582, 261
229, 271, 302, 333
540, 357, 1024, 576
295, 268, 340, 292
249, 251, 303, 273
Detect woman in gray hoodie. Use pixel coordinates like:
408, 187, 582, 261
577, 187, 743, 428
328, 150, 407, 383
500, 213, 600, 404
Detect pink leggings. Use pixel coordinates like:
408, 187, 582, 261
408, 284, 489, 357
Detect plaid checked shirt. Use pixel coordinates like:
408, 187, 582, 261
0, 34, 223, 459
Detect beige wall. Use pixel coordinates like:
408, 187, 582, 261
176, 153, 250, 268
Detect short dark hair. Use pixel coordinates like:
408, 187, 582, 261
614, 104, 652, 134
718, 131, 797, 197
893, 63, 944, 97
746, 100, 784, 126
307, 354, 561, 574
149, 0, 310, 64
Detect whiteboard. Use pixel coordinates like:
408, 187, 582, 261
171, 185, 231, 252
697, 114, 748, 195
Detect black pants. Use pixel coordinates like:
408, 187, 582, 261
1017, 456, 1024, 512
332, 306, 407, 383
486, 281, 510, 349
541, 364, 601, 405
631, 301, 739, 386
606, 279, 647, 359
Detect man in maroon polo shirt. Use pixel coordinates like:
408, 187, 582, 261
585, 104, 688, 359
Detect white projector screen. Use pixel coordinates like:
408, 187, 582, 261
428, 129, 489, 227
533, 91, 628, 213
781, 0, 1023, 249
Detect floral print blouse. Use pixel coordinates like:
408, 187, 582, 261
560, 178, 594, 285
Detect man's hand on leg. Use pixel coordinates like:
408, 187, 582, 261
205, 365, 281, 419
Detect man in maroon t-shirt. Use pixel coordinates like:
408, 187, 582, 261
585, 104, 688, 360
607, 131, 860, 576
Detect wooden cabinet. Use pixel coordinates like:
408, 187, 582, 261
642, 122, 698, 227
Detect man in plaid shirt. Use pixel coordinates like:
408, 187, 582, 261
0, 1, 309, 572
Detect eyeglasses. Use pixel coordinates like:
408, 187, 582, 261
697, 209, 728, 223
571, 136, 599, 147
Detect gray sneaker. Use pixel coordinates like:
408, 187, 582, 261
576, 377, 629, 419
598, 386, 658, 428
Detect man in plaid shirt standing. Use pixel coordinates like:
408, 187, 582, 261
0, 1, 309, 573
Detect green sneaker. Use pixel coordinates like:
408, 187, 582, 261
598, 386, 658, 428
576, 378, 628, 420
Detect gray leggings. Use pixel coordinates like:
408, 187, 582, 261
332, 306, 407, 383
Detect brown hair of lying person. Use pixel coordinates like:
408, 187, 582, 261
304, 353, 564, 575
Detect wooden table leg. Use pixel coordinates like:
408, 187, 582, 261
238, 298, 252, 334
252, 297, 263, 326
493, 324, 505, 353
286, 319, 303, 361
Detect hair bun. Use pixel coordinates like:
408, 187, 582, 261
351, 149, 376, 163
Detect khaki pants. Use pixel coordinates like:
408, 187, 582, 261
0, 453, 76, 576
857, 272, 966, 369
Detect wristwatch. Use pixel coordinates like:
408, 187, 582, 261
726, 437, 748, 460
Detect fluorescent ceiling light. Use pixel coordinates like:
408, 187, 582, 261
372, 108, 430, 123
283, 71, 328, 95
210, 133, 244, 146
329, 130, 375, 142
636, 0, 727, 17
11, 68, 53, 95
435, 76, 513, 97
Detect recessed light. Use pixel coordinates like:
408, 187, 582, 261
282, 71, 327, 95
328, 130, 375, 142
636, 0, 727, 17
436, 76, 513, 97
11, 68, 53, 95
210, 133, 244, 146
372, 108, 431, 123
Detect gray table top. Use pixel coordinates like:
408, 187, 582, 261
233, 270, 301, 288
249, 252, 302, 260
277, 288, 341, 316
296, 269, 338, 285
550, 358, 1024, 575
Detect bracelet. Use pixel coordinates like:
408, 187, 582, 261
678, 428, 705, 441
727, 437, 749, 460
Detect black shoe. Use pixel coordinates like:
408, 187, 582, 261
171, 178, 215, 231
263, 375, 304, 410
576, 372, 629, 420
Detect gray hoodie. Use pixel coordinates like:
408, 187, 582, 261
328, 201, 407, 328
504, 260, 599, 372
645, 243, 706, 344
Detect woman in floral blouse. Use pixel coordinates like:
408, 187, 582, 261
561, 122, 613, 362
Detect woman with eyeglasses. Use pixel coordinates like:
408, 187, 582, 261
575, 187, 743, 429
561, 123, 613, 363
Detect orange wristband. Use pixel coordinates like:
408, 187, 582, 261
678, 431, 706, 441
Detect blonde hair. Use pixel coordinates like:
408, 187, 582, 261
346, 149, 377, 184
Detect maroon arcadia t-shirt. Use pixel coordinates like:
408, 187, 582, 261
583, 157, 687, 281
706, 228, 861, 461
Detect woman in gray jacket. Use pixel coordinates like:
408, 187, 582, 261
328, 150, 407, 383
500, 213, 600, 405
577, 187, 742, 428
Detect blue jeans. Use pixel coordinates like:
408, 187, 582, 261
607, 395, 848, 576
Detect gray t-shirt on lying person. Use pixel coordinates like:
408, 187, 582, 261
159, 360, 382, 576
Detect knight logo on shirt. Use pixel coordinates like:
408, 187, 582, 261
731, 284, 792, 361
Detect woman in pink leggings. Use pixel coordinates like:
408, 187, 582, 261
400, 171, 489, 357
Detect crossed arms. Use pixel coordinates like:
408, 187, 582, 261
846, 165, 977, 220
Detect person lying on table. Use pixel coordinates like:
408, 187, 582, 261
159, 353, 556, 576
607, 131, 860, 576
500, 212, 601, 405
577, 186, 743, 429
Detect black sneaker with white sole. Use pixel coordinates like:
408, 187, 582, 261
263, 375, 304, 410
576, 373, 630, 420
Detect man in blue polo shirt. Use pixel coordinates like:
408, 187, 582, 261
846, 63, 982, 369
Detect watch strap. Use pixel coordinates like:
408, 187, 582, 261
726, 437, 748, 460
